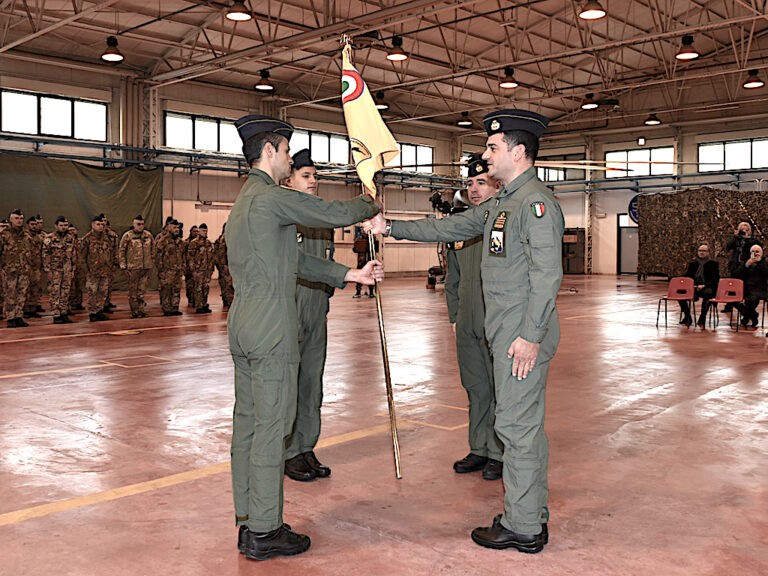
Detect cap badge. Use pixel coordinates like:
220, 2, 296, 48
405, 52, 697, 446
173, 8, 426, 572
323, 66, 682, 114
490, 119, 501, 131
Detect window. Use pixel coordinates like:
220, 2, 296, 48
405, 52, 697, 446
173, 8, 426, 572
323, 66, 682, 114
697, 138, 768, 171
0, 89, 107, 141
163, 111, 250, 154
537, 153, 586, 181
386, 142, 435, 172
605, 146, 674, 178
288, 128, 350, 165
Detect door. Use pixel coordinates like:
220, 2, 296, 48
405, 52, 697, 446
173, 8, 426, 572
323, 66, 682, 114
617, 213, 638, 275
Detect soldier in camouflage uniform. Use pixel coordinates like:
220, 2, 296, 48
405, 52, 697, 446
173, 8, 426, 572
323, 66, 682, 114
0, 219, 7, 320
184, 225, 199, 307
43, 216, 76, 324
81, 215, 114, 322
23, 215, 45, 318
68, 223, 87, 313
1, 209, 33, 328
119, 215, 154, 318
155, 218, 185, 316
214, 223, 234, 308
187, 223, 215, 313
104, 219, 118, 311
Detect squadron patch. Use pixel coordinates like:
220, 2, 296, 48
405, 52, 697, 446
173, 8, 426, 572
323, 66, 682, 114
297, 231, 303, 243
531, 201, 546, 218
489, 211, 507, 257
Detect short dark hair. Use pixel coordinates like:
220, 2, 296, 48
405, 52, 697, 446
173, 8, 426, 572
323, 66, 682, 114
243, 132, 286, 166
501, 130, 540, 162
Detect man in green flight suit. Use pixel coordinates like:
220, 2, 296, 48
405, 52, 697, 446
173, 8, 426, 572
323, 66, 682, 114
445, 154, 504, 481
227, 115, 383, 561
281, 149, 335, 482
365, 109, 563, 554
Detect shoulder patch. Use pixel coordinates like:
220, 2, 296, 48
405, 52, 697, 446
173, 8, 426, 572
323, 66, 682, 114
297, 231, 303, 243
530, 201, 546, 218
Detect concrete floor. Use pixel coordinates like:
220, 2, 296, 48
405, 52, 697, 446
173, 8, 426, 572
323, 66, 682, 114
0, 276, 766, 576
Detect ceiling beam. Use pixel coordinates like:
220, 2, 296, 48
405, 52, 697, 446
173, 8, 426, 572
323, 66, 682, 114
0, 0, 121, 53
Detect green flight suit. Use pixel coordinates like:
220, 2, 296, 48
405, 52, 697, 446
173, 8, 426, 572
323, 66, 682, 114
285, 226, 335, 460
226, 169, 378, 533
390, 167, 563, 535
445, 236, 503, 462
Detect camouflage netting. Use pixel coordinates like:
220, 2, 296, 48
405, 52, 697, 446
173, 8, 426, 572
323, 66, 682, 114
638, 187, 766, 277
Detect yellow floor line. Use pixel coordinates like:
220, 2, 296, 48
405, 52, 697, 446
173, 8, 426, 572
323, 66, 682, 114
0, 421, 403, 527
0, 321, 226, 345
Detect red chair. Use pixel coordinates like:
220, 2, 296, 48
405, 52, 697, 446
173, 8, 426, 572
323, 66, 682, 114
708, 279, 744, 330
656, 277, 695, 327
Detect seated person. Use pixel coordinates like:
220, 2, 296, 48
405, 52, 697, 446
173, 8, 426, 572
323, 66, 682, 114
724, 222, 762, 312
680, 243, 719, 327
735, 244, 768, 328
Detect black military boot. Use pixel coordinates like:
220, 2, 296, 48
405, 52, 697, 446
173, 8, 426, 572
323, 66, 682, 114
303, 451, 331, 478
53, 315, 65, 324
482, 458, 503, 480
36, 305, 45, 312
471, 514, 546, 553
284, 454, 316, 482
7, 318, 18, 328
242, 524, 310, 561
453, 452, 487, 473
15, 317, 29, 327
61, 314, 74, 324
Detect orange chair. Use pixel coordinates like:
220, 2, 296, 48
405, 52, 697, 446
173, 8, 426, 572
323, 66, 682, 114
708, 278, 744, 330
656, 277, 695, 327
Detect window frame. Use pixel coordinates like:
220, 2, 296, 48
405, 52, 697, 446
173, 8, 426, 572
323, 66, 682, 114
697, 138, 768, 172
0, 88, 107, 142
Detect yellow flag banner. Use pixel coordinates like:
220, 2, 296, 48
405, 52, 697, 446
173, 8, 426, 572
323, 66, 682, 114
341, 43, 399, 197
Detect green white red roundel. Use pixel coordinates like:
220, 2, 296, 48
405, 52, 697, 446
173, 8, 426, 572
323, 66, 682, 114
531, 201, 546, 218
342, 70, 365, 104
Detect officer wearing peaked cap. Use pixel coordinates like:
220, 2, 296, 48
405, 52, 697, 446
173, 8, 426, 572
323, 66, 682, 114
226, 115, 383, 560
364, 109, 563, 553
445, 153, 504, 481
281, 148, 336, 483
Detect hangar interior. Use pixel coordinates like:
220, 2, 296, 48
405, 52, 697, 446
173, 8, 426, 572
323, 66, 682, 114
0, 1, 766, 575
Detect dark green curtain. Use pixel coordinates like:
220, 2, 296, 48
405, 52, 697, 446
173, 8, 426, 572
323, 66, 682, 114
0, 153, 163, 289
638, 187, 766, 277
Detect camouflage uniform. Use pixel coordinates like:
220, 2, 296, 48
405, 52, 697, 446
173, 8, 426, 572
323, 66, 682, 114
81, 229, 115, 314
184, 230, 198, 306
119, 229, 154, 316
105, 228, 119, 306
24, 225, 45, 315
68, 233, 86, 311
155, 230, 185, 314
0, 225, 33, 321
42, 230, 76, 316
214, 232, 234, 307
187, 234, 215, 310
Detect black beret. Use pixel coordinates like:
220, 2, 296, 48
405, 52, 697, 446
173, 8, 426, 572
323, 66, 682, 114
235, 114, 293, 143
92, 214, 105, 222
10, 208, 22, 216
55, 215, 67, 224
170, 219, 179, 226
165, 216, 174, 224
482, 109, 549, 138
198, 223, 208, 229
26, 216, 37, 223
466, 153, 489, 178
0, 218, 8, 224
291, 148, 315, 170
133, 214, 144, 221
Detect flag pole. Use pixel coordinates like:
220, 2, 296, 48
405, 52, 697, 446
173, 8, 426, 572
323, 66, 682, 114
367, 185, 402, 479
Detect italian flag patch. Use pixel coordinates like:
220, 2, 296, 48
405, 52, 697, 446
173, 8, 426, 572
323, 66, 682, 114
531, 201, 546, 218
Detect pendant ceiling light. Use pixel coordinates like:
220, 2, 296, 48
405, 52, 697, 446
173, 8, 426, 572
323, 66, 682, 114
100, 36, 124, 63
226, 0, 252, 22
